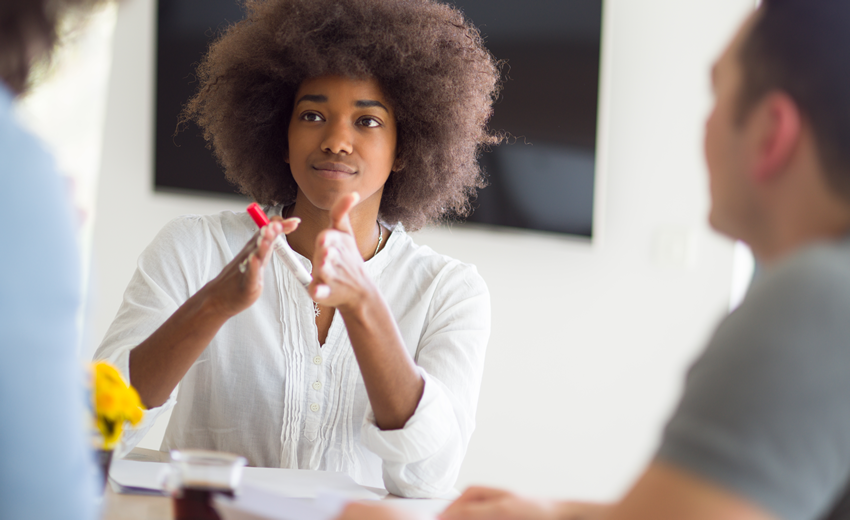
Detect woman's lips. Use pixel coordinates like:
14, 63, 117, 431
312, 162, 357, 179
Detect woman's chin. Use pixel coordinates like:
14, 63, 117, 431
297, 187, 345, 212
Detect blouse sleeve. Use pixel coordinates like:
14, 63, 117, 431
360, 261, 491, 498
93, 215, 212, 457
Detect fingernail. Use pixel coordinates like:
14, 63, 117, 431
256, 235, 263, 247
351, 192, 360, 203
314, 285, 331, 299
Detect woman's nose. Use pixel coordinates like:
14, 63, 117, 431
321, 120, 353, 155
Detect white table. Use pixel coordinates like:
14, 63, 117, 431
100, 448, 452, 520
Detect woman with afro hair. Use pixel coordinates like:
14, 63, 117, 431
96, 0, 500, 497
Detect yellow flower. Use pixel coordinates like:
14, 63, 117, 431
92, 362, 146, 450
120, 386, 144, 426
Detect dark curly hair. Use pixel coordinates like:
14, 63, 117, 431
181, 0, 501, 230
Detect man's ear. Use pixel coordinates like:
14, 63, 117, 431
751, 92, 802, 183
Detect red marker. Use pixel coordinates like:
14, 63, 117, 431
246, 203, 312, 289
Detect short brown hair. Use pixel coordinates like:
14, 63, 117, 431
181, 0, 502, 230
737, 0, 850, 199
0, 0, 104, 95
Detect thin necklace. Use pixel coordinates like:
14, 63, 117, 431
283, 205, 383, 316
373, 223, 383, 259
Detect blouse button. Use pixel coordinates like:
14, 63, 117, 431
310, 403, 320, 412
312, 381, 322, 391
313, 356, 322, 365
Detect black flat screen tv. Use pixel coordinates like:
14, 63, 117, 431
154, 0, 603, 238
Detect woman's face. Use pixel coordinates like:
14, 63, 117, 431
286, 75, 398, 211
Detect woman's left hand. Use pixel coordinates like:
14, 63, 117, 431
310, 192, 377, 312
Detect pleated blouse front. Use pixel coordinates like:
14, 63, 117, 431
95, 209, 490, 497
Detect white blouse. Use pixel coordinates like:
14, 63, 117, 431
94, 209, 490, 498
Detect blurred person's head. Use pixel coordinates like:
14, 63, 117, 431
705, 0, 850, 261
0, 0, 103, 96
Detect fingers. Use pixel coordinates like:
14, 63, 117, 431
440, 501, 501, 520
336, 502, 428, 520
330, 191, 359, 235
454, 486, 511, 504
270, 215, 301, 235
308, 196, 371, 309
211, 218, 300, 317
313, 283, 331, 301
559, 501, 614, 520
439, 487, 512, 520
310, 246, 335, 302
309, 231, 347, 303
237, 221, 285, 276
255, 221, 284, 267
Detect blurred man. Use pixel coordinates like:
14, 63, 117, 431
0, 1, 104, 519
340, 1, 850, 519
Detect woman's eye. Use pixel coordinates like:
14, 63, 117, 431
359, 117, 381, 128
302, 112, 323, 122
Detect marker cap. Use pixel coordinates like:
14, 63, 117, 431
246, 203, 270, 228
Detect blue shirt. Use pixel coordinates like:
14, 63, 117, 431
0, 83, 97, 519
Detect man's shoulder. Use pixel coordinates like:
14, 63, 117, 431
682, 238, 850, 415
660, 238, 850, 520
0, 89, 56, 189
675, 238, 850, 431
762, 237, 850, 296
740, 238, 850, 326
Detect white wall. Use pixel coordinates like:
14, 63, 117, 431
89, 0, 753, 502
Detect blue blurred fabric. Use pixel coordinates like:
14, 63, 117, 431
0, 83, 97, 519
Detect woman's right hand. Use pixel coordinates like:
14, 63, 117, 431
204, 216, 300, 318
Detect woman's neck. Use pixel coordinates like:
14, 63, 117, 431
284, 190, 384, 260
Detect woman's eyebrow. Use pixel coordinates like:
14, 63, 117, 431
295, 94, 327, 105
355, 100, 388, 112
295, 94, 387, 112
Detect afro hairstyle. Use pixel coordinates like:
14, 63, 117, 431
180, 0, 502, 230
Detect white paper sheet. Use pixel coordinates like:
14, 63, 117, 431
214, 484, 348, 520
108, 459, 169, 494
108, 459, 381, 501
242, 467, 380, 500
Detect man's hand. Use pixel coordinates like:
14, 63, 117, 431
439, 486, 612, 520
335, 502, 433, 520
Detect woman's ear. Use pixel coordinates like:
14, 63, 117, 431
392, 154, 405, 172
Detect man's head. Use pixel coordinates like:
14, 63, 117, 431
705, 1, 850, 256
0, 0, 103, 95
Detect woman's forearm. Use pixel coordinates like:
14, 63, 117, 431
128, 284, 231, 408
340, 285, 424, 430
128, 221, 290, 408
